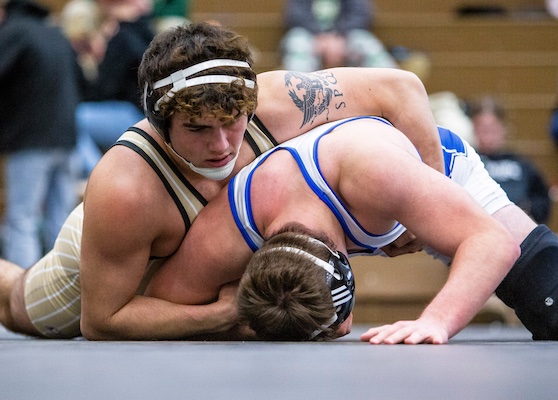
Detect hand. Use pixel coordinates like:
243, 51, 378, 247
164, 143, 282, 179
213, 281, 240, 332
360, 319, 449, 344
332, 313, 353, 339
381, 231, 424, 257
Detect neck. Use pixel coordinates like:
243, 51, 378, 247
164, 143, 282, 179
265, 211, 348, 255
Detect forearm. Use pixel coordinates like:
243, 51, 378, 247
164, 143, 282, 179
81, 295, 237, 341
419, 233, 519, 338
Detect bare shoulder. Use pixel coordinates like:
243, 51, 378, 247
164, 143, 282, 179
147, 183, 254, 304
86, 146, 163, 211
321, 121, 424, 203
323, 118, 418, 160
255, 70, 302, 141
82, 143, 182, 257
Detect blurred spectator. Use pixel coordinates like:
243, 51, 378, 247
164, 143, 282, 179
549, 101, 558, 146
467, 96, 551, 224
0, 0, 81, 267
390, 45, 431, 83
546, 0, 558, 18
152, 0, 190, 33
61, 0, 155, 177
280, 0, 397, 71
59, 0, 103, 81
429, 91, 475, 146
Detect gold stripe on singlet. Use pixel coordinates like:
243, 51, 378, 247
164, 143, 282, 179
114, 128, 208, 233
245, 115, 279, 156
115, 119, 279, 231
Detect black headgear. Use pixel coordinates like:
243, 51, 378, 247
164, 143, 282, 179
308, 242, 355, 338
323, 249, 356, 326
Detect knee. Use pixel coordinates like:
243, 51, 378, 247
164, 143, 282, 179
496, 225, 558, 340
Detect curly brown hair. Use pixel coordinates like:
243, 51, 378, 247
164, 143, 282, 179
139, 22, 258, 125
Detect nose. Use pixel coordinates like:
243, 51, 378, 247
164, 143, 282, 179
207, 127, 230, 153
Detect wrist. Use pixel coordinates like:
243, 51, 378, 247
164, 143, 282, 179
208, 300, 238, 332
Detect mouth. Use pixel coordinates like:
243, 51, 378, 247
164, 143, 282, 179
206, 154, 233, 168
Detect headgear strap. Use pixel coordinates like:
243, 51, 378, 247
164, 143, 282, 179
261, 242, 354, 339
152, 59, 256, 111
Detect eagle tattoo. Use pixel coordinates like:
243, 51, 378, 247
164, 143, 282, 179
284, 71, 335, 128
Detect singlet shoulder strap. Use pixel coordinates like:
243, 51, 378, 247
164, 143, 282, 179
244, 115, 279, 157
112, 127, 208, 236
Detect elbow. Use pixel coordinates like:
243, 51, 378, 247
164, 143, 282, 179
80, 314, 120, 341
397, 69, 428, 97
80, 322, 107, 341
379, 69, 429, 119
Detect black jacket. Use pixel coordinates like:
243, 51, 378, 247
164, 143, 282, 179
480, 152, 551, 224
0, 0, 82, 152
82, 16, 155, 110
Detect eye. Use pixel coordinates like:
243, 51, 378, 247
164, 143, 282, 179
185, 125, 207, 133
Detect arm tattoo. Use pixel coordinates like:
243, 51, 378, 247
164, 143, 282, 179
284, 71, 346, 128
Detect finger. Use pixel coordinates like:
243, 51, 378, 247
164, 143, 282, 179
363, 325, 402, 344
360, 328, 380, 342
360, 326, 388, 342
403, 330, 448, 345
383, 328, 416, 345
378, 322, 421, 344
402, 330, 429, 345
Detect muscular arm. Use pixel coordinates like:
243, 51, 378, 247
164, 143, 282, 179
328, 125, 519, 343
143, 188, 254, 307
140, 187, 257, 340
256, 67, 444, 174
80, 149, 237, 340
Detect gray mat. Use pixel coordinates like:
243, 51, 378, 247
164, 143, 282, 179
1, 324, 555, 400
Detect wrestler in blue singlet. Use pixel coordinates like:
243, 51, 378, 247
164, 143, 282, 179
228, 116, 510, 258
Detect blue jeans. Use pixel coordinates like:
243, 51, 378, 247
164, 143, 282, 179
2, 148, 79, 268
77, 101, 144, 177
